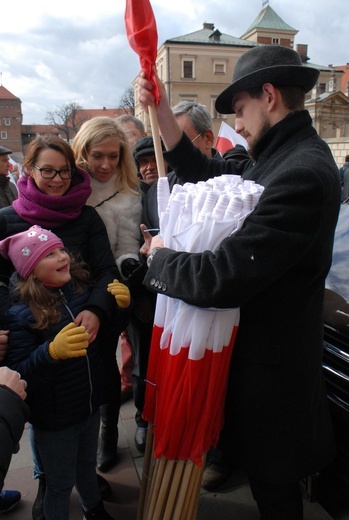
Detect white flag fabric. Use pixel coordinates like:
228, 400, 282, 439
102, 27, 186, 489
215, 121, 248, 154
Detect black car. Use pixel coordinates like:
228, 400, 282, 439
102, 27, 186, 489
316, 202, 349, 517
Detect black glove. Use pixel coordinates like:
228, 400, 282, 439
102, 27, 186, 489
121, 258, 142, 278
121, 258, 147, 289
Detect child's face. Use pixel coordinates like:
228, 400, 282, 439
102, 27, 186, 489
32, 248, 71, 286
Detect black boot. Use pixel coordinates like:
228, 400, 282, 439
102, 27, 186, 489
96, 474, 112, 500
82, 500, 115, 520
32, 476, 46, 520
97, 405, 119, 473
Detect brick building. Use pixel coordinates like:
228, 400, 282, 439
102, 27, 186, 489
0, 85, 23, 162
0, 88, 129, 163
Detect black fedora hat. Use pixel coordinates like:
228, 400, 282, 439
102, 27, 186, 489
215, 45, 320, 114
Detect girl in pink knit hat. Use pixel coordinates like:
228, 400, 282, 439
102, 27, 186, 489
0, 225, 130, 520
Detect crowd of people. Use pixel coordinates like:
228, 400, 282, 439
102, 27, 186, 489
0, 43, 344, 520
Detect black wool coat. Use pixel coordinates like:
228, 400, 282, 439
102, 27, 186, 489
144, 110, 341, 483
0, 384, 29, 490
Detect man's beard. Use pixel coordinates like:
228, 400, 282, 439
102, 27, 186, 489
248, 118, 272, 161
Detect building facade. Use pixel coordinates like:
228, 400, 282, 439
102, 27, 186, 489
0, 86, 23, 162
133, 4, 349, 161
0, 89, 129, 163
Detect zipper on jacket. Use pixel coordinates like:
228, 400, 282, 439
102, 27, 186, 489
59, 289, 93, 415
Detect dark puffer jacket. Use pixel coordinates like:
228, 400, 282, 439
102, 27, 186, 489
2, 281, 104, 431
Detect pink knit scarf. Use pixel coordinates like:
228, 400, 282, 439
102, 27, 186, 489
13, 168, 92, 228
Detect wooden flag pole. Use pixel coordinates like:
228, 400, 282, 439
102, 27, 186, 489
149, 104, 166, 178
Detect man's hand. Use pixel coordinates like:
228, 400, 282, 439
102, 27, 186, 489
137, 70, 182, 151
74, 311, 100, 343
0, 366, 27, 400
150, 235, 164, 251
140, 224, 164, 258
140, 224, 153, 256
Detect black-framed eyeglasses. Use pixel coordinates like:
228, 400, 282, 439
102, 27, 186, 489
32, 165, 72, 179
191, 132, 203, 143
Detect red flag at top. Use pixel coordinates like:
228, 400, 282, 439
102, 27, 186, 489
124, 0, 161, 105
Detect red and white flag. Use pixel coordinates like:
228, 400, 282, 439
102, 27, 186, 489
215, 121, 248, 154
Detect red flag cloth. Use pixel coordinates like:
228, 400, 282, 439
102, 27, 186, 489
143, 318, 239, 466
124, 0, 161, 105
215, 121, 248, 154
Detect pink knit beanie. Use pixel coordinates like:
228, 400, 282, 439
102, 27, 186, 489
0, 225, 64, 278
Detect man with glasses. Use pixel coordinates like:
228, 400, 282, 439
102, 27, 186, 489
142, 101, 221, 231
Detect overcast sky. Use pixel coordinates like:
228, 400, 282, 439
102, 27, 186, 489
1, 0, 347, 124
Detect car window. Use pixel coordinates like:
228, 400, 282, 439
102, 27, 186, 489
324, 203, 349, 337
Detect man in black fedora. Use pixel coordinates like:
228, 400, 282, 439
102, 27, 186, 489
136, 45, 340, 519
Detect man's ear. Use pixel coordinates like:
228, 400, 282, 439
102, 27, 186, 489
203, 129, 214, 148
262, 83, 278, 111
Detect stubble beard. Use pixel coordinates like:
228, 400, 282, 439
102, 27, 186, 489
248, 118, 272, 161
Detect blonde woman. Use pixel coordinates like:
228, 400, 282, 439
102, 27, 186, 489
73, 117, 143, 472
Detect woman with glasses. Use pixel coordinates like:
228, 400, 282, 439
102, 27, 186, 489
0, 135, 124, 519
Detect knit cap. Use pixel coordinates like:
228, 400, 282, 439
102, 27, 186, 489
0, 225, 64, 278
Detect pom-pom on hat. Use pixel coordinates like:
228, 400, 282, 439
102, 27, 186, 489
0, 225, 64, 278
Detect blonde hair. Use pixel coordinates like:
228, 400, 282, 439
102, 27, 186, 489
72, 116, 139, 193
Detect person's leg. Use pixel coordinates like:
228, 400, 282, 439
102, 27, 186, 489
248, 475, 303, 520
34, 425, 79, 520
128, 315, 153, 451
119, 329, 134, 400
29, 424, 45, 479
75, 411, 101, 511
97, 325, 121, 472
29, 423, 47, 520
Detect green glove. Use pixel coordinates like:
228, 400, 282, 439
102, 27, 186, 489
107, 279, 131, 308
49, 323, 89, 360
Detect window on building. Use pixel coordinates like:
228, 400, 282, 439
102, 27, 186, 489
213, 61, 226, 75
4, 118, 10, 126
211, 97, 227, 119
1, 131, 8, 139
182, 59, 194, 79
272, 38, 280, 44
179, 96, 198, 104
319, 83, 326, 95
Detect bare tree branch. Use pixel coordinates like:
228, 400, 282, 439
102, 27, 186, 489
46, 102, 89, 141
118, 87, 135, 115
